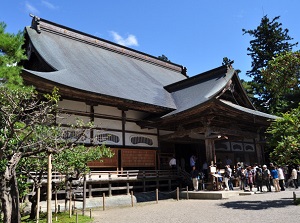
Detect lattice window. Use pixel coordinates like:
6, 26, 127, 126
130, 136, 153, 146
61, 130, 87, 141
95, 133, 120, 143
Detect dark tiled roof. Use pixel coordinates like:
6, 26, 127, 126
218, 99, 278, 120
24, 18, 187, 110
163, 66, 234, 116
23, 17, 276, 121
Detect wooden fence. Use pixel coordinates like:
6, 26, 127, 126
27, 170, 182, 199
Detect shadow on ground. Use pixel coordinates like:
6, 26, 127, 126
219, 197, 294, 210
135, 191, 174, 203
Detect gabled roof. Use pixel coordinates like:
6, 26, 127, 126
22, 16, 277, 123
141, 65, 278, 132
23, 16, 187, 111
163, 66, 236, 116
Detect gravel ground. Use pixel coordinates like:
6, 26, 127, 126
91, 188, 300, 223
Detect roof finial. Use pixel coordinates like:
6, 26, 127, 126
30, 14, 41, 34
222, 57, 234, 68
181, 66, 188, 76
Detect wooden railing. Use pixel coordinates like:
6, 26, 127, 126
27, 169, 182, 199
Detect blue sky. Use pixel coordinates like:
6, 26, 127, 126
1, 0, 300, 81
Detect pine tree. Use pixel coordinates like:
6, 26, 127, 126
0, 22, 26, 88
243, 15, 298, 113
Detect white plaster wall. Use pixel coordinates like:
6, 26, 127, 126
94, 105, 121, 117
94, 118, 122, 130
56, 114, 90, 125
125, 121, 157, 134
126, 110, 147, 119
58, 99, 90, 112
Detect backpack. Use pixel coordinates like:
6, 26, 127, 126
234, 168, 241, 178
224, 170, 230, 178
256, 171, 263, 181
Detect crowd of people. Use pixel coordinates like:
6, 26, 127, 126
212, 162, 300, 192
169, 155, 300, 192
232, 162, 299, 192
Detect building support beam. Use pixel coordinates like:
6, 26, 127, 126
204, 128, 216, 165
255, 135, 263, 165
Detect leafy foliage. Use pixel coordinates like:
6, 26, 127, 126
0, 87, 59, 164
243, 15, 298, 113
0, 22, 27, 88
267, 104, 300, 165
261, 51, 300, 114
53, 143, 113, 179
0, 22, 113, 222
241, 79, 255, 100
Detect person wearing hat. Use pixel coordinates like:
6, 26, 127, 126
262, 165, 271, 192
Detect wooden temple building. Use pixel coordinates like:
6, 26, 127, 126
22, 16, 277, 173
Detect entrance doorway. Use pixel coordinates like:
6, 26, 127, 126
175, 142, 205, 172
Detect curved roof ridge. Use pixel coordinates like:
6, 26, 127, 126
218, 99, 278, 120
30, 15, 186, 75
162, 66, 234, 117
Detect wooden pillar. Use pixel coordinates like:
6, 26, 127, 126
121, 110, 126, 171
82, 175, 86, 215
108, 182, 112, 197
143, 171, 146, 192
156, 171, 159, 189
88, 184, 92, 198
205, 129, 215, 164
47, 153, 52, 223
255, 137, 263, 165
126, 171, 130, 195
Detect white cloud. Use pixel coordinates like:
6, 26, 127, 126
25, 2, 40, 14
41, 0, 57, 10
110, 31, 139, 47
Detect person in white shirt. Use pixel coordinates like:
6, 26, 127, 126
277, 166, 285, 191
291, 166, 299, 189
169, 157, 176, 170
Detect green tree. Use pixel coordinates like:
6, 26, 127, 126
0, 86, 59, 223
241, 79, 255, 101
0, 21, 29, 223
0, 22, 26, 88
20, 143, 113, 219
54, 143, 112, 180
243, 15, 298, 113
261, 51, 300, 114
267, 103, 300, 165
0, 22, 113, 222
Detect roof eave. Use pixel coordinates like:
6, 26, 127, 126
21, 69, 176, 114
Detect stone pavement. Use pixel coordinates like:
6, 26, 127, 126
35, 187, 300, 222
90, 188, 300, 223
